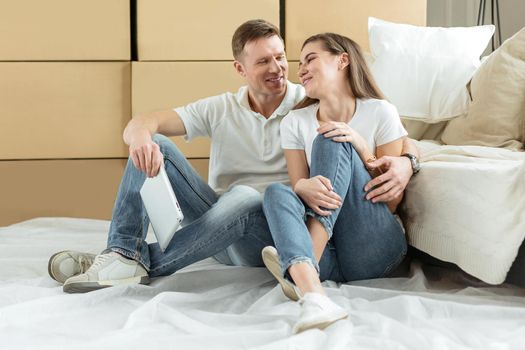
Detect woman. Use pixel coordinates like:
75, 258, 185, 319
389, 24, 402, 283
262, 33, 408, 333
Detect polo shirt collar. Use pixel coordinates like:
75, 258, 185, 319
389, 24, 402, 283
236, 80, 299, 119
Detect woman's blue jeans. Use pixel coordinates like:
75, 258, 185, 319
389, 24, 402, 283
106, 134, 274, 277
263, 135, 407, 283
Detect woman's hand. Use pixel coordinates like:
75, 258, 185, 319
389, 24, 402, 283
294, 176, 342, 216
317, 121, 357, 143
317, 121, 374, 170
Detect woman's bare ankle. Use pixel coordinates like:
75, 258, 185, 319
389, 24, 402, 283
289, 262, 326, 296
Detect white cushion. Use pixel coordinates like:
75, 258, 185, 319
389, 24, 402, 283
368, 17, 494, 122
441, 27, 525, 151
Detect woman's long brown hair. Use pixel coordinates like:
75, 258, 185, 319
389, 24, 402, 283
294, 33, 385, 110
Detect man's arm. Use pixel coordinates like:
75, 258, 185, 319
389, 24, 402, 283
123, 109, 187, 178
364, 137, 419, 204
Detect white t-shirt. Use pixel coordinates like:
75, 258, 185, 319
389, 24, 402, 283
280, 99, 407, 166
175, 81, 305, 195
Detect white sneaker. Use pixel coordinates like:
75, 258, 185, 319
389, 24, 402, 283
293, 293, 349, 333
262, 246, 302, 301
48, 250, 96, 284
63, 252, 149, 293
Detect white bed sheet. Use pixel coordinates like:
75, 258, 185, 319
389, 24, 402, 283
1, 217, 525, 350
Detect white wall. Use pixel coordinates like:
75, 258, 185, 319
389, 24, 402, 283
427, 0, 524, 51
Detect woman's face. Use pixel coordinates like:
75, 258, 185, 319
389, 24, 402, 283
298, 40, 342, 99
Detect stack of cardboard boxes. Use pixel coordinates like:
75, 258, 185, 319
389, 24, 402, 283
0, 0, 131, 225
0, 0, 279, 225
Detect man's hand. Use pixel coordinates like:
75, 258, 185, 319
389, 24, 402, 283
129, 134, 164, 178
294, 176, 342, 216
364, 156, 413, 203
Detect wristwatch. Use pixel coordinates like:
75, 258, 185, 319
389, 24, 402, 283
401, 153, 420, 174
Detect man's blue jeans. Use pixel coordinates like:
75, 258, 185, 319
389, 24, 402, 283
263, 135, 407, 283
106, 134, 274, 277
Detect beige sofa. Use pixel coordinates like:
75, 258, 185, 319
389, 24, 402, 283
399, 27, 525, 285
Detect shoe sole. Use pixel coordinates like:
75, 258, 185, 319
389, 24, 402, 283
262, 247, 300, 301
48, 251, 96, 284
63, 276, 150, 294
48, 250, 64, 283
293, 312, 348, 334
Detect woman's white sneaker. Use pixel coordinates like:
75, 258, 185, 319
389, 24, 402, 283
62, 252, 149, 293
293, 292, 349, 333
262, 246, 302, 301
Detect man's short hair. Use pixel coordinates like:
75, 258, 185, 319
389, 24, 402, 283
231, 19, 282, 60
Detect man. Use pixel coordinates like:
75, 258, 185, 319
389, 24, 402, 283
48, 19, 419, 294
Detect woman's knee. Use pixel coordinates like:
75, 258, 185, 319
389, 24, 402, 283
226, 185, 263, 210
313, 133, 354, 150
263, 183, 294, 204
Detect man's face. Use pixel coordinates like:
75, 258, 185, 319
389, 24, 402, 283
234, 35, 288, 98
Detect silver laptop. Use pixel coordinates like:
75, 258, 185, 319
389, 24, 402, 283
140, 166, 184, 252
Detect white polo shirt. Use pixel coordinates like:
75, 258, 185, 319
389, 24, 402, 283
175, 81, 305, 195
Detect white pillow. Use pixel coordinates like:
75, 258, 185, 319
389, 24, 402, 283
368, 17, 494, 122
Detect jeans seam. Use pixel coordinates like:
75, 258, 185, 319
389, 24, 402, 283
306, 140, 349, 238
164, 154, 215, 209
380, 245, 408, 277
243, 213, 270, 247
149, 210, 259, 275
111, 160, 136, 223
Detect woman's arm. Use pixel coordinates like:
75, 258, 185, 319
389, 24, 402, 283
284, 149, 340, 262
283, 149, 309, 189
284, 149, 342, 216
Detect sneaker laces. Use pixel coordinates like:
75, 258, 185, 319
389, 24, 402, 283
87, 253, 114, 271
77, 255, 94, 273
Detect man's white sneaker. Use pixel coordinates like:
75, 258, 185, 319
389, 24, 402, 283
262, 246, 302, 301
62, 252, 149, 293
293, 292, 349, 334
48, 250, 96, 284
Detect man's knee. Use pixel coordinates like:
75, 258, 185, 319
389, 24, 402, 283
152, 134, 175, 151
223, 185, 263, 211
151, 133, 184, 159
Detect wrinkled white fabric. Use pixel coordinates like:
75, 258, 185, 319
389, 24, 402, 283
403, 141, 525, 284
1, 217, 525, 349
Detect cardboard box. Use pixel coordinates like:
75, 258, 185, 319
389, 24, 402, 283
288, 62, 301, 84
132, 62, 244, 157
285, 0, 427, 59
0, 158, 209, 226
137, 0, 279, 60
0, 62, 131, 159
0, 0, 130, 60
